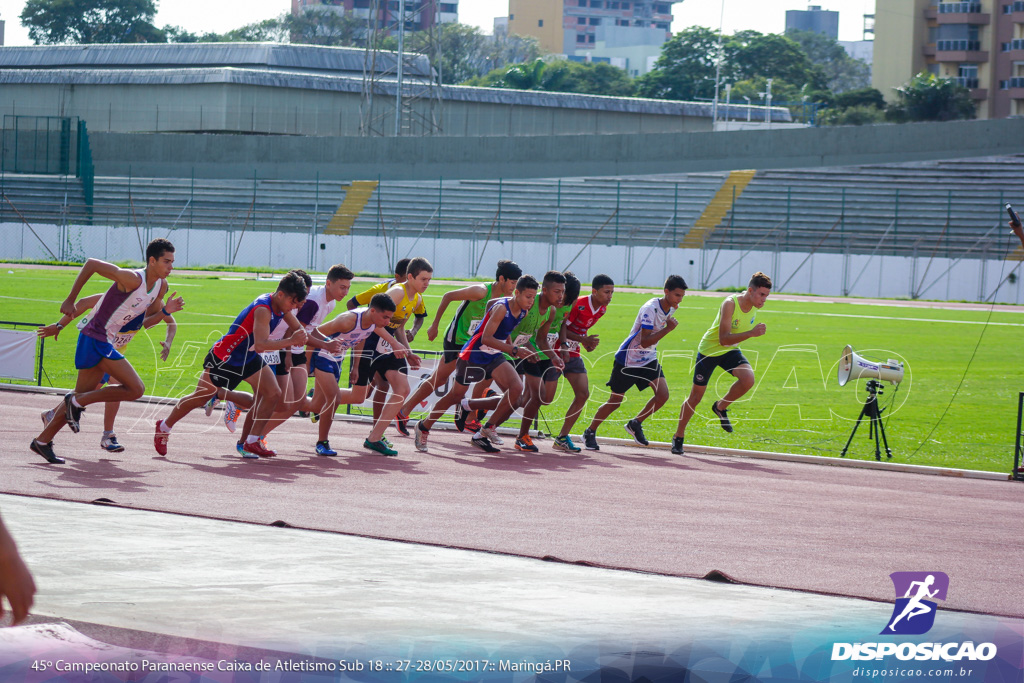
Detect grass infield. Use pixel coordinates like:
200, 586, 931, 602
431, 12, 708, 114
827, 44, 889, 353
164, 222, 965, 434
2, 267, 1022, 473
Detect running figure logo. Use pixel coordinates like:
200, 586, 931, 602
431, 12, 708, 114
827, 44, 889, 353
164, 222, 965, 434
882, 572, 949, 635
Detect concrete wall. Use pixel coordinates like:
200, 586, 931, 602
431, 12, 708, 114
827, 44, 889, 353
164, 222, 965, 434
88, 117, 1024, 182
4, 220, 1021, 304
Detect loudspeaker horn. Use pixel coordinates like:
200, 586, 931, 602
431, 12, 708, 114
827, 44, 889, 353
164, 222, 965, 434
838, 345, 904, 387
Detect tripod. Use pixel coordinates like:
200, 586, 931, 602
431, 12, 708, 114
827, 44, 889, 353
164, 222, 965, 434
840, 380, 892, 461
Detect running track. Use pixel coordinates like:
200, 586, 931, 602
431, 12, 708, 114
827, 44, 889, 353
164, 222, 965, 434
1, 391, 1021, 619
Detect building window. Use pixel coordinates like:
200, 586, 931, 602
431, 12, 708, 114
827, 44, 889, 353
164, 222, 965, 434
577, 33, 587, 42
354, 0, 369, 7
656, 22, 669, 30
622, 2, 630, 8
609, 1, 619, 7
538, 19, 543, 26
590, 0, 602, 7
578, 16, 585, 23
440, 3, 456, 11
589, 17, 601, 25
588, 34, 595, 42
509, 13, 514, 19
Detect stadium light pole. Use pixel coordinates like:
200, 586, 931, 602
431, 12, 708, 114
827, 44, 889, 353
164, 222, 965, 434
395, 0, 407, 137
710, 0, 726, 130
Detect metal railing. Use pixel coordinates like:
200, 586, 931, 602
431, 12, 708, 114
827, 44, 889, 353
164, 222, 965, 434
937, 39, 982, 51
939, 1, 982, 12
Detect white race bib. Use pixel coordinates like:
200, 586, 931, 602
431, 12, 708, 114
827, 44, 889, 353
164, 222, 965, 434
467, 319, 483, 336
112, 331, 138, 350
260, 351, 280, 365
546, 333, 560, 348
479, 343, 499, 355
376, 336, 394, 354
562, 339, 580, 352
512, 333, 531, 348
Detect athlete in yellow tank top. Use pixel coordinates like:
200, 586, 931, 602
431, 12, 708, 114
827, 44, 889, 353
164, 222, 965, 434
670, 271, 772, 456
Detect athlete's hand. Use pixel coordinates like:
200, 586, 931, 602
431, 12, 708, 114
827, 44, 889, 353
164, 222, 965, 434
551, 354, 565, 371
751, 323, 767, 337
665, 316, 679, 331
349, 362, 360, 385
164, 292, 184, 315
0, 524, 36, 626
323, 339, 344, 355
1011, 219, 1024, 241
560, 349, 570, 362
406, 330, 417, 343
407, 353, 422, 370
582, 334, 600, 352
289, 329, 308, 346
426, 323, 439, 342
159, 340, 172, 361
37, 323, 62, 340
59, 296, 76, 318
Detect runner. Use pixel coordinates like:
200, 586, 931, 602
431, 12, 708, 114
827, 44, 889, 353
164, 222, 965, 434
414, 275, 538, 454
36, 289, 181, 453
398, 259, 522, 429
153, 271, 308, 459
29, 239, 178, 465
550, 274, 614, 452
583, 275, 686, 450
671, 272, 771, 455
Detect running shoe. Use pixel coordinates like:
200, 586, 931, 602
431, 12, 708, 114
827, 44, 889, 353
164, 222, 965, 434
477, 389, 498, 423
315, 440, 337, 457
414, 422, 429, 453
470, 433, 500, 453
242, 439, 274, 459
64, 393, 84, 433
453, 402, 468, 432
552, 435, 581, 453
223, 401, 239, 434
382, 436, 394, 449
582, 428, 599, 451
40, 409, 55, 427
30, 440, 64, 464
480, 425, 504, 445
310, 410, 319, 424
514, 435, 539, 452
236, 441, 246, 456
711, 401, 734, 433
100, 433, 125, 453
258, 438, 276, 457
154, 420, 169, 456
204, 396, 220, 417
671, 436, 685, 455
395, 410, 410, 437
364, 438, 398, 457
464, 417, 482, 433
625, 418, 649, 446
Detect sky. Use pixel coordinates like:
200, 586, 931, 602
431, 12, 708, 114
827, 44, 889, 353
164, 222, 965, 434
0, 0, 873, 47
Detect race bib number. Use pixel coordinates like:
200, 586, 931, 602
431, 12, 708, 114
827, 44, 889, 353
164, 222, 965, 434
512, 333, 531, 348
479, 343, 499, 355
467, 319, 483, 336
562, 339, 580, 352
260, 351, 280, 365
111, 330, 138, 350
546, 333, 560, 348
376, 336, 394, 354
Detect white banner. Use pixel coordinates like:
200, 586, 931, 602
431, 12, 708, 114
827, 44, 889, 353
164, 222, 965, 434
0, 328, 37, 381
351, 358, 451, 414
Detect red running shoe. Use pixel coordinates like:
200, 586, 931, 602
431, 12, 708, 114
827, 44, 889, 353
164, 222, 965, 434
154, 420, 169, 456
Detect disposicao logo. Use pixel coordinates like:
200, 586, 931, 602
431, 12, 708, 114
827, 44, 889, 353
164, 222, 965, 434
882, 571, 948, 635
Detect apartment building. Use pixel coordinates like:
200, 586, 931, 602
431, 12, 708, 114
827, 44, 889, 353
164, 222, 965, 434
291, 0, 459, 34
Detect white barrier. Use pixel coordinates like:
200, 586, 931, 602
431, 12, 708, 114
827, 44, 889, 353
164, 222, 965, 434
0, 328, 37, 381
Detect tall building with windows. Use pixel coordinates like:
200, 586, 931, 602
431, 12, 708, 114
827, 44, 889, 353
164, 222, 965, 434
873, 0, 1024, 119
508, 0, 681, 61
291, 0, 458, 34
785, 5, 840, 39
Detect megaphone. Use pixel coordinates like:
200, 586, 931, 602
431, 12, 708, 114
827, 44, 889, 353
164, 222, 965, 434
838, 345, 904, 386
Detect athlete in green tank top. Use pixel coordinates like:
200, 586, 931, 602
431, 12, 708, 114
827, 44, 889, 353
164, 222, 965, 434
671, 272, 773, 457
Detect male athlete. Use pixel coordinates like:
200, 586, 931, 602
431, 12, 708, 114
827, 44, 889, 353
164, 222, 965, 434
550, 274, 614, 452
37, 288, 181, 453
584, 275, 686, 449
154, 271, 308, 459
671, 271, 771, 455
415, 275, 538, 453
303, 293, 398, 456
398, 259, 522, 428
30, 239, 178, 464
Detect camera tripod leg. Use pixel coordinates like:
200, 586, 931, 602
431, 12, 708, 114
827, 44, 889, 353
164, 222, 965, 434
840, 403, 869, 458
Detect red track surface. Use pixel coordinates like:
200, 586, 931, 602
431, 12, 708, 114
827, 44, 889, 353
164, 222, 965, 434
2, 391, 1021, 618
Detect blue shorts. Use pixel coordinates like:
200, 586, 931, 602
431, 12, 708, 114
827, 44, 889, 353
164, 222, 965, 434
312, 353, 342, 382
75, 333, 124, 370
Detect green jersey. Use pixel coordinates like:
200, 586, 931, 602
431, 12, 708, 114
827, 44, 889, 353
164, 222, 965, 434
697, 294, 758, 357
506, 301, 557, 357
444, 283, 494, 346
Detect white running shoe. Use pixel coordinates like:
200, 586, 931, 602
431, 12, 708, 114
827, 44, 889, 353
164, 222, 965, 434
480, 425, 503, 445
40, 409, 55, 427
204, 396, 220, 417
100, 433, 125, 453
223, 401, 239, 434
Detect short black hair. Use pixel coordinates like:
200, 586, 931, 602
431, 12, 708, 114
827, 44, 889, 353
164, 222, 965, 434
146, 238, 174, 262
749, 271, 773, 290
496, 259, 522, 282
277, 271, 309, 302
542, 270, 566, 287
328, 264, 354, 282
665, 274, 688, 292
562, 271, 581, 306
394, 258, 411, 278
516, 274, 539, 291
407, 257, 433, 278
592, 274, 614, 289
369, 292, 397, 312
291, 269, 313, 290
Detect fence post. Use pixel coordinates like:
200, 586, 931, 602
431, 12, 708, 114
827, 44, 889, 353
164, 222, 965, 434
673, 182, 679, 247
497, 178, 503, 242
377, 173, 382, 236
947, 189, 952, 258
437, 176, 442, 238
615, 180, 621, 245
312, 171, 320, 270
894, 188, 899, 245
840, 187, 846, 250
190, 167, 195, 231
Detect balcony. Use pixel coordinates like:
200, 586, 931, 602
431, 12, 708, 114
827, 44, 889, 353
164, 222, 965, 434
952, 76, 988, 98
1002, 1, 1024, 15
939, 1, 980, 12
1003, 38, 1024, 54
1001, 77, 1024, 99
935, 39, 988, 61
936, 1, 990, 23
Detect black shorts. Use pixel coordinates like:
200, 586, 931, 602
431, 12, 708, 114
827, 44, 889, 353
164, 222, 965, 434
514, 356, 560, 381
562, 356, 587, 375
442, 336, 464, 364
355, 348, 408, 387
204, 351, 265, 392
607, 360, 664, 395
692, 350, 750, 387
273, 351, 309, 376
454, 357, 507, 386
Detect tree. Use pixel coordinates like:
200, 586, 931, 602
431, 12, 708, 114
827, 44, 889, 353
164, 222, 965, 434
834, 87, 885, 110
635, 26, 720, 101
886, 73, 976, 122
284, 8, 364, 47
463, 58, 634, 97
818, 104, 885, 126
21, 0, 164, 44
785, 28, 870, 94
486, 32, 542, 75
725, 31, 827, 92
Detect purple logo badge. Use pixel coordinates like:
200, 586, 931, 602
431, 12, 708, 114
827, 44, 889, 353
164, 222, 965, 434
882, 572, 949, 635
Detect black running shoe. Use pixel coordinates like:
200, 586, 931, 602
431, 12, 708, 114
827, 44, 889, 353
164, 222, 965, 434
454, 402, 468, 432
711, 401, 733, 433
470, 434, 500, 453
582, 428, 599, 451
30, 440, 64, 464
624, 418, 649, 446
671, 436, 685, 455
63, 393, 84, 433
395, 410, 410, 437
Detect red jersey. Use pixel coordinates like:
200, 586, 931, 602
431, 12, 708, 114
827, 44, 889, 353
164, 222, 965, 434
558, 295, 607, 358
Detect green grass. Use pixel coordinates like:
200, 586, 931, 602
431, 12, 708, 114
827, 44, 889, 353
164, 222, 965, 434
2, 267, 1022, 473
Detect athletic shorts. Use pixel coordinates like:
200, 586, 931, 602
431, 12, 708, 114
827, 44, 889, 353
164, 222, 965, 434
562, 356, 587, 375
513, 356, 560, 382
692, 350, 750, 387
607, 360, 664, 395
355, 349, 408, 387
204, 351, 265, 392
442, 336, 464, 364
454, 357, 507, 386
312, 353, 342, 382
75, 333, 124, 370
273, 351, 309, 377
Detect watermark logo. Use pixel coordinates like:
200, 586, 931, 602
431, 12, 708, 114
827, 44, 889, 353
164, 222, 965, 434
882, 572, 948, 635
